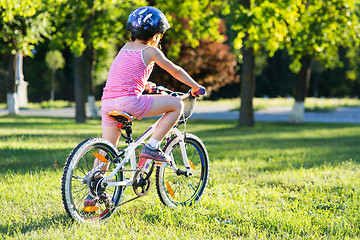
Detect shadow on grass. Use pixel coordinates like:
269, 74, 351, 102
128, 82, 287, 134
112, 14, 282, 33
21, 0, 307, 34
0, 213, 73, 237
0, 148, 73, 174
0, 115, 100, 128
189, 120, 360, 171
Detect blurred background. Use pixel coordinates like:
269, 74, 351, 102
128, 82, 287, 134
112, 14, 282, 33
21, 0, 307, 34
1, 0, 359, 124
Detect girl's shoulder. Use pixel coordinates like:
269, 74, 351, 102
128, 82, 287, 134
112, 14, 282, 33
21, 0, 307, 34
142, 46, 164, 66
122, 42, 155, 51
142, 45, 162, 56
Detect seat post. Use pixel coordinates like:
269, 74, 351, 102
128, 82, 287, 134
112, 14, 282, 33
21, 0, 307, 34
124, 126, 133, 143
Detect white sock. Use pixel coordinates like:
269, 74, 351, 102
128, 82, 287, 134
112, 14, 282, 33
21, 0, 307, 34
147, 138, 160, 149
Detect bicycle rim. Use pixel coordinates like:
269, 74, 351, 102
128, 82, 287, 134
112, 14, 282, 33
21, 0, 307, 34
61, 138, 124, 222
156, 134, 209, 207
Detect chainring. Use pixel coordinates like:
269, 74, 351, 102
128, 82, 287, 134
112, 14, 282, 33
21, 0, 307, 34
132, 168, 152, 197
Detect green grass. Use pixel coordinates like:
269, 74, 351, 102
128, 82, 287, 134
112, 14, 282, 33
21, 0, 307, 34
0, 100, 73, 110
1, 116, 360, 239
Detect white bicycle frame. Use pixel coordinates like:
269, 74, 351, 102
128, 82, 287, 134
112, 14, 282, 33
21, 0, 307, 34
92, 113, 192, 189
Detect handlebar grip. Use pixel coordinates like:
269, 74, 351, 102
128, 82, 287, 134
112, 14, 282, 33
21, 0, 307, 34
194, 87, 206, 96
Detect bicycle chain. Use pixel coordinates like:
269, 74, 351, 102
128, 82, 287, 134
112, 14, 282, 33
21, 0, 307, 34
103, 169, 137, 173
114, 195, 140, 208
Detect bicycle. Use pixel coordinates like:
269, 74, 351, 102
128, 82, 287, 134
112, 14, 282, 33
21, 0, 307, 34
61, 87, 209, 223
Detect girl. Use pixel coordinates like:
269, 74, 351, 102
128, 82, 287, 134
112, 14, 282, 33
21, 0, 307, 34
101, 6, 205, 162
84, 6, 205, 209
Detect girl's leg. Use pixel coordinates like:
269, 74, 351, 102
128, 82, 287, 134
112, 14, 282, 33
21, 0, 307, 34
102, 125, 120, 146
143, 95, 183, 141
94, 126, 120, 169
140, 95, 183, 162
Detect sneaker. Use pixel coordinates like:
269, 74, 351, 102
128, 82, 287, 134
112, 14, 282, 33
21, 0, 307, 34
140, 143, 170, 162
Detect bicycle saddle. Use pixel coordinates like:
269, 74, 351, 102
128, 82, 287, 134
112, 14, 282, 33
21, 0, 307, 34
108, 111, 134, 127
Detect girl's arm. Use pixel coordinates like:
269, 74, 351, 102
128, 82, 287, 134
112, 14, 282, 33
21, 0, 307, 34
144, 47, 203, 92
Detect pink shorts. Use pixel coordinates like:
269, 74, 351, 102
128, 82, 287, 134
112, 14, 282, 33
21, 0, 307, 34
101, 95, 154, 127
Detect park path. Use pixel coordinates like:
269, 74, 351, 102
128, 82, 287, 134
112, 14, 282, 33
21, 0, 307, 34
1, 105, 360, 124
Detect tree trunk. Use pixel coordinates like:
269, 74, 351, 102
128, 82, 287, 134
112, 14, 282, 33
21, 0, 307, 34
15, 51, 28, 107
6, 53, 18, 115
74, 55, 87, 123
50, 69, 56, 101
289, 55, 312, 123
238, 46, 256, 127
238, 0, 256, 127
86, 47, 98, 118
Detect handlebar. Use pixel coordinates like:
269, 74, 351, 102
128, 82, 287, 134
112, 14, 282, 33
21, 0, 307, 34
150, 86, 205, 122
151, 86, 206, 99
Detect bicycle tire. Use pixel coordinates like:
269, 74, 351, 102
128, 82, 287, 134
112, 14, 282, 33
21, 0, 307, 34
155, 133, 209, 207
61, 138, 124, 222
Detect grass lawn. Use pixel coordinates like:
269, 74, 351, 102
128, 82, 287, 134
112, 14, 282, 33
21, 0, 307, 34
1, 116, 360, 239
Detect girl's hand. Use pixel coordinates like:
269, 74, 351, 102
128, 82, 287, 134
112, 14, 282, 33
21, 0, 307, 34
191, 86, 206, 97
145, 81, 156, 93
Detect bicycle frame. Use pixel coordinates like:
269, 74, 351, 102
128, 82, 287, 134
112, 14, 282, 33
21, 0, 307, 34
98, 116, 192, 188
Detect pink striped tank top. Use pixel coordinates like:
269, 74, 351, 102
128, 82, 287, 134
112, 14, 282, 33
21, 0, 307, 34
101, 47, 154, 100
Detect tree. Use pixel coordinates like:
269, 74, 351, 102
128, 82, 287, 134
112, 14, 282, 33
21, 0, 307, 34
227, 0, 292, 126
286, 0, 360, 123
52, 0, 145, 122
0, 0, 52, 115
45, 50, 65, 101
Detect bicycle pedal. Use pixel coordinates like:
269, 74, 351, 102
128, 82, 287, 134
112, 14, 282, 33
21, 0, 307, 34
154, 161, 169, 167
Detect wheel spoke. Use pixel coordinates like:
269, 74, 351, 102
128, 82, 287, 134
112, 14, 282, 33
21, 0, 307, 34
62, 138, 124, 222
156, 134, 208, 207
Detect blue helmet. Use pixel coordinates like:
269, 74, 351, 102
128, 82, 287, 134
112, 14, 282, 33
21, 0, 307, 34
126, 6, 170, 39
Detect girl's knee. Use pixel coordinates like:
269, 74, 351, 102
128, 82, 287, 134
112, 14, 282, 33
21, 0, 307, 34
173, 98, 183, 114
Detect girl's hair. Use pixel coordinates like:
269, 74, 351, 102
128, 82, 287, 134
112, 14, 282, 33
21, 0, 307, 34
130, 32, 162, 49
130, 32, 154, 42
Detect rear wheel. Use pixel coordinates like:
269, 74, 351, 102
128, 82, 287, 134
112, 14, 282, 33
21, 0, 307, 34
156, 133, 209, 207
61, 138, 124, 222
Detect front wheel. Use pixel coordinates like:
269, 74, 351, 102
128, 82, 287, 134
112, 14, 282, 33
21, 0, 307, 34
61, 138, 124, 223
155, 133, 209, 207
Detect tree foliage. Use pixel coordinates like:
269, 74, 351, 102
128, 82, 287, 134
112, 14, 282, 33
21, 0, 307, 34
0, 0, 52, 55
286, 0, 360, 73
228, 0, 292, 56
51, 0, 144, 56
153, 0, 224, 59
45, 50, 65, 70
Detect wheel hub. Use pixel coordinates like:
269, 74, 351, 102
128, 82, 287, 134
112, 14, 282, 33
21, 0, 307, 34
88, 171, 106, 197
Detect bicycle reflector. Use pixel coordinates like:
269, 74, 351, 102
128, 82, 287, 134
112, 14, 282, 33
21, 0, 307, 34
166, 182, 175, 199
93, 152, 108, 163
188, 160, 196, 170
83, 206, 100, 212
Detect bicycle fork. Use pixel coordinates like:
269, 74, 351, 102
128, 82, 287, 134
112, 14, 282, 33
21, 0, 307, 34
167, 127, 193, 176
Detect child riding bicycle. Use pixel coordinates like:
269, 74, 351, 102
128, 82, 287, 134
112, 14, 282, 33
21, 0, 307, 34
86, 6, 206, 208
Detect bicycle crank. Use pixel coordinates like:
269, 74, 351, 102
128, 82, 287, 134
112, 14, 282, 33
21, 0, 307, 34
132, 168, 152, 197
